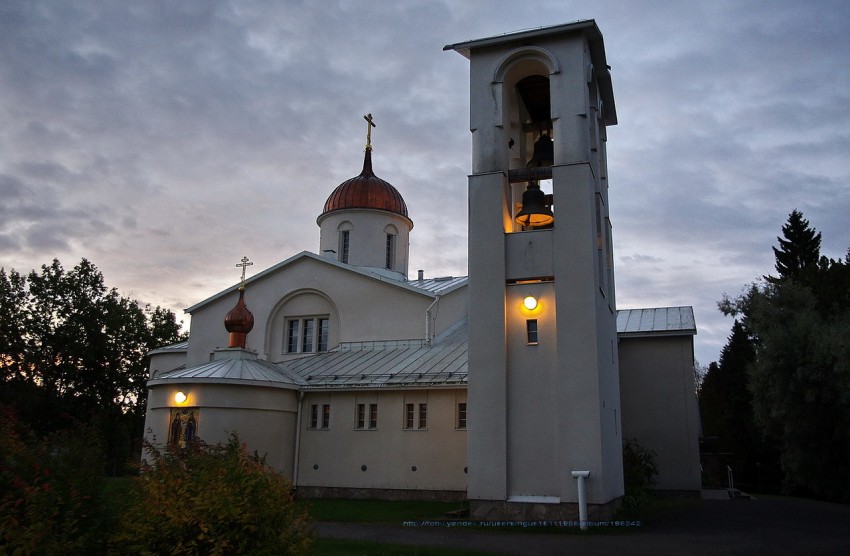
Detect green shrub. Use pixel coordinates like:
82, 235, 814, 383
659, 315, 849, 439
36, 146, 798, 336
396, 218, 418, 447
0, 406, 108, 555
622, 438, 658, 508
114, 434, 311, 555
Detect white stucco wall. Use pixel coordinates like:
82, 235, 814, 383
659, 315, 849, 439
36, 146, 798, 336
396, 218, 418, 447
184, 255, 447, 367
145, 382, 299, 477
619, 335, 701, 491
297, 388, 468, 492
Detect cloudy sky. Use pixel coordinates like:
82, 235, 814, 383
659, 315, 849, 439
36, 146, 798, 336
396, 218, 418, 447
2, 0, 848, 366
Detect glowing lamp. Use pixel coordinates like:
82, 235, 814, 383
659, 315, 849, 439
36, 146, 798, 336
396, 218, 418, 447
174, 391, 187, 404
523, 296, 538, 310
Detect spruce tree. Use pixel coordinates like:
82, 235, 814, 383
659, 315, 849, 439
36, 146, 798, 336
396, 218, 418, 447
771, 209, 821, 281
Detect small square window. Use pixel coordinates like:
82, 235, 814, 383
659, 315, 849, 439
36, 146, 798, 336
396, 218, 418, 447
418, 403, 427, 429
527, 319, 539, 344
457, 402, 467, 429
369, 403, 378, 429
356, 403, 366, 429
310, 404, 318, 429
405, 403, 414, 429
321, 404, 330, 429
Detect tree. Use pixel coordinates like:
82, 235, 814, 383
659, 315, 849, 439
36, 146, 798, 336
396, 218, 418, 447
0, 258, 186, 472
699, 320, 779, 491
720, 211, 850, 500
769, 209, 821, 282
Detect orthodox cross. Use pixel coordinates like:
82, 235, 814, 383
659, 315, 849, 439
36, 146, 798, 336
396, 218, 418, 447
236, 256, 253, 290
364, 113, 376, 150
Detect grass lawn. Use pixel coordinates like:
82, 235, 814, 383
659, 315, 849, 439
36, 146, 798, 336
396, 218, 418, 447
303, 498, 467, 523
312, 538, 494, 556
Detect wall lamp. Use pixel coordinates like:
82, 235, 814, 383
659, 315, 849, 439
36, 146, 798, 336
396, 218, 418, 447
523, 296, 538, 310
174, 391, 187, 404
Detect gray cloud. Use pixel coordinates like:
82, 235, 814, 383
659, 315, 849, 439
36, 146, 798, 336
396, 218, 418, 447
1, 0, 848, 366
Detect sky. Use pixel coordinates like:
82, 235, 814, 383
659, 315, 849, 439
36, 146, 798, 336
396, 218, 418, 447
1, 0, 848, 367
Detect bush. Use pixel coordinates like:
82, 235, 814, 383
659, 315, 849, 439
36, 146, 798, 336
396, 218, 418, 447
622, 439, 658, 508
114, 434, 311, 555
0, 406, 108, 555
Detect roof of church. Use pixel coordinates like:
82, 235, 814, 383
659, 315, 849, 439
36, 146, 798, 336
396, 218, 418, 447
149, 349, 305, 389
185, 251, 461, 314
281, 320, 468, 390
320, 149, 409, 220
616, 306, 696, 337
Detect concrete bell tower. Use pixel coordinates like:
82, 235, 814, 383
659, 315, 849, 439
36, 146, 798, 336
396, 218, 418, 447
446, 20, 623, 520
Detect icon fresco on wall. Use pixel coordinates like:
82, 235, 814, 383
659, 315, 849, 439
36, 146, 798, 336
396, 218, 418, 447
169, 407, 199, 448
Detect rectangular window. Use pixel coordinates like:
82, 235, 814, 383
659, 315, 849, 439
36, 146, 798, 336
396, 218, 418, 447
285, 316, 330, 354
405, 403, 414, 429
321, 404, 330, 429
317, 318, 329, 352
340, 230, 350, 264
310, 404, 319, 429
302, 318, 314, 353
418, 403, 427, 429
287, 320, 300, 353
356, 403, 366, 429
527, 319, 539, 344
385, 234, 395, 269
457, 402, 467, 429
369, 403, 378, 429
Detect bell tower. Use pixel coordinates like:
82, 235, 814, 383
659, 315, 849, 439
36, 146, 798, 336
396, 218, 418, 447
446, 20, 623, 520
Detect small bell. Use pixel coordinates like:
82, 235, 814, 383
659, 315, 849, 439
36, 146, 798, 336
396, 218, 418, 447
527, 133, 554, 168
515, 181, 554, 227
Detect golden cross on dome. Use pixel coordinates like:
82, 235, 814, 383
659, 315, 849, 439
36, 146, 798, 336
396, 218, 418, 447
236, 256, 253, 290
364, 113, 376, 150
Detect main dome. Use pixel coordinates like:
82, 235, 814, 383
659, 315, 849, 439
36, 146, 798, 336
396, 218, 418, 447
321, 149, 409, 219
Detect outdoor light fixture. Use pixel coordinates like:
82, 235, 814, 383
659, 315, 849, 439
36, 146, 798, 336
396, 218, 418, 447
523, 296, 538, 310
174, 391, 187, 404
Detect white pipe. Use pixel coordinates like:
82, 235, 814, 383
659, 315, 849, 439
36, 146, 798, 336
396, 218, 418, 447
571, 470, 590, 530
424, 295, 440, 342
292, 391, 305, 488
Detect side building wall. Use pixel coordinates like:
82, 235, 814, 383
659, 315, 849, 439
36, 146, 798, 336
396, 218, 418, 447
618, 335, 701, 492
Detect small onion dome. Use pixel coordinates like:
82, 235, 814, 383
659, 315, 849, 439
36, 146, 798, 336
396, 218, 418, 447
320, 149, 409, 219
224, 288, 254, 348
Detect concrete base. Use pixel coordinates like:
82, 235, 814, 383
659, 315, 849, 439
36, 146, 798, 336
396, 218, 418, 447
469, 497, 621, 522
295, 486, 466, 503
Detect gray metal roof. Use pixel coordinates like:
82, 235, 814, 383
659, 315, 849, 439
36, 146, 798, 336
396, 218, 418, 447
149, 352, 305, 390
281, 321, 468, 390
148, 341, 188, 355
616, 307, 696, 337
406, 276, 467, 295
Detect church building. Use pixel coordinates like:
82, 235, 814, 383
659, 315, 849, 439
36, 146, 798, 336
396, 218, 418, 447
144, 20, 701, 520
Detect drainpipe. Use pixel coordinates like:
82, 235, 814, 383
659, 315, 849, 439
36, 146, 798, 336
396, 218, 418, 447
292, 391, 305, 488
571, 470, 590, 530
424, 295, 441, 343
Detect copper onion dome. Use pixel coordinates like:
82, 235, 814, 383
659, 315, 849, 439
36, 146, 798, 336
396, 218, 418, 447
224, 288, 254, 348
320, 148, 409, 219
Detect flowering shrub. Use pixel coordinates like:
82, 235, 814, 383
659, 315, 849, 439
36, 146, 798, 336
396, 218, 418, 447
114, 434, 311, 555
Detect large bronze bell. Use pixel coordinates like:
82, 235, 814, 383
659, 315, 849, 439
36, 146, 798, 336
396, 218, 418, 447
515, 181, 554, 227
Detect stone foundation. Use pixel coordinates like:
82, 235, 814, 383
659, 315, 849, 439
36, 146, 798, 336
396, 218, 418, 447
469, 497, 621, 522
295, 486, 466, 503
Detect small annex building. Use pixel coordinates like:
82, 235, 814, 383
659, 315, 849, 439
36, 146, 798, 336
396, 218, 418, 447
144, 20, 701, 519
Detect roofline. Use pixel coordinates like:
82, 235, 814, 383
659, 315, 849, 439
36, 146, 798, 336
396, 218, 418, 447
616, 306, 697, 337
444, 19, 616, 126
443, 19, 599, 55
185, 251, 444, 314
147, 377, 302, 391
